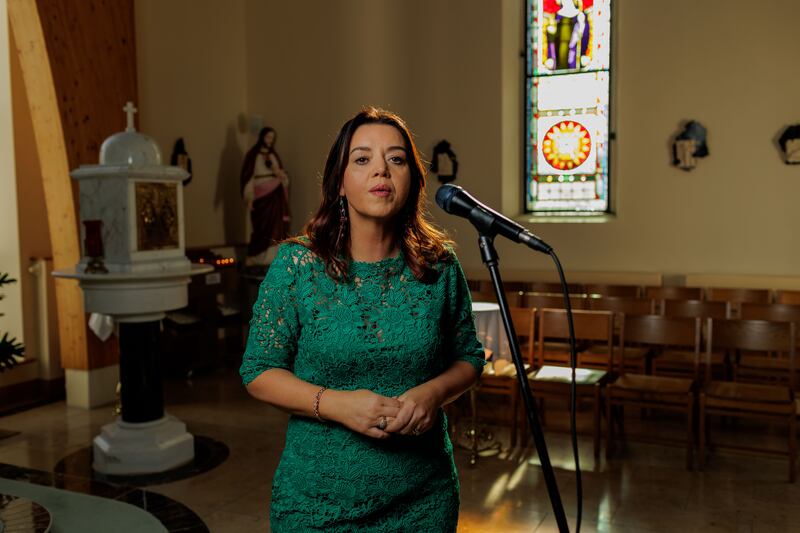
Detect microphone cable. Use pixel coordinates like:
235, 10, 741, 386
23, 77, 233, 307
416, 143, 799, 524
549, 249, 582, 533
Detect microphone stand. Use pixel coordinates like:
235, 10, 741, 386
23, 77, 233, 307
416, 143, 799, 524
477, 234, 569, 533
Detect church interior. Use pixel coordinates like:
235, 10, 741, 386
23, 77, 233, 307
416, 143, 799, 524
1, 0, 800, 531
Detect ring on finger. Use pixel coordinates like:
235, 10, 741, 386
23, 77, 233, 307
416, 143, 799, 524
377, 416, 388, 430
412, 426, 421, 436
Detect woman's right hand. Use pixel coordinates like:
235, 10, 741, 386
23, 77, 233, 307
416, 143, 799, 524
319, 389, 402, 439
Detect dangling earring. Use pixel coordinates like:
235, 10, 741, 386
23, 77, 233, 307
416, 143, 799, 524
336, 196, 348, 248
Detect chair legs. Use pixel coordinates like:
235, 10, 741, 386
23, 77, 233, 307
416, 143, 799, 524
605, 389, 614, 459
700, 394, 794, 482
699, 393, 706, 470
686, 392, 694, 471
789, 411, 797, 483
510, 387, 519, 448
593, 385, 601, 462
605, 391, 694, 471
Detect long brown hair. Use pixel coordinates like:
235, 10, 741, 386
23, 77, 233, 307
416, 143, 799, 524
291, 106, 452, 282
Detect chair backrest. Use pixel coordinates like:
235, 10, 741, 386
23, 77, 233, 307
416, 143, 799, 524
741, 303, 800, 323
523, 292, 589, 310
585, 284, 641, 298
589, 296, 654, 315
707, 287, 771, 305
662, 299, 729, 319
467, 279, 483, 291
620, 314, 702, 377
537, 309, 614, 369
504, 290, 524, 307
644, 286, 704, 301
509, 306, 536, 366
707, 319, 797, 386
527, 281, 585, 294
471, 289, 524, 307
470, 290, 497, 304
776, 290, 800, 305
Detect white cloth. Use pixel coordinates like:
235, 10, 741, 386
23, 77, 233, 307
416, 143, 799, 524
471, 302, 510, 360
88, 313, 114, 342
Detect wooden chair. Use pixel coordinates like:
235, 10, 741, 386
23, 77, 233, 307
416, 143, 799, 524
645, 286, 704, 301
655, 300, 730, 378
742, 302, 800, 323
588, 296, 654, 315
467, 279, 483, 291
474, 307, 536, 449
470, 289, 523, 307
734, 304, 800, 387
776, 290, 800, 305
605, 315, 700, 470
662, 299, 729, 320
645, 286, 704, 314
585, 284, 641, 298
699, 319, 797, 482
503, 280, 528, 292
535, 309, 614, 370
527, 281, 584, 294
504, 290, 524, 307
708, 287, 771, 318
522, 292, 589, 311
587, 297, 654, 373
525, 308, 613, 460
470, 290, 497, 304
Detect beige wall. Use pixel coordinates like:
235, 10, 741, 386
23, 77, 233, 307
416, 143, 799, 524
135, 0, 249, 248
135, 0, 800, 283
243, 0, 502, 246
1, 0, 25, 349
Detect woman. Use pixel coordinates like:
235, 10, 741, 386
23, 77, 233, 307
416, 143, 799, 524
240, 107, 485, 531
240, 127, 291, 263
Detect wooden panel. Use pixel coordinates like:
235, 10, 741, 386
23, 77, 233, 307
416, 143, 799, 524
9, 0, 136, 369
9, 0, 87, 369
36, 0, 137, 166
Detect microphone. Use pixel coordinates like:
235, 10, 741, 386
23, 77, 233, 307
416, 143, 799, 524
435, 184, 552, 254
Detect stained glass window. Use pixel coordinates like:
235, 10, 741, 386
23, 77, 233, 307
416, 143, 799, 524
525, 0, 612, 214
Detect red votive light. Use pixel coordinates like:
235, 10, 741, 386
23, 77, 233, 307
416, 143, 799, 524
83, 219, 104, 257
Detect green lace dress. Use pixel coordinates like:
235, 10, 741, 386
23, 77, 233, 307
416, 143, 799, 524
240, 242, 485, 532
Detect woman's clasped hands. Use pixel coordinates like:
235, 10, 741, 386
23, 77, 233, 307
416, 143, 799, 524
322, 383, 446, 439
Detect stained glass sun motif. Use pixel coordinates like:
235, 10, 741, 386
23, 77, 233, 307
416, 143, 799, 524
542, 121, 592, 171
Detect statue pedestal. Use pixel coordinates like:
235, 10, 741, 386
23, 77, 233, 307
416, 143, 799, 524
93, 415, 194, 475
53, 265, 212, 475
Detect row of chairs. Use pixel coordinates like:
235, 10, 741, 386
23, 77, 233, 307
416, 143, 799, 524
470, 281, 800, 307
476, 306, 798, 481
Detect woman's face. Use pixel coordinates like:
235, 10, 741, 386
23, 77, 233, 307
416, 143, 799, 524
340, 124, 411, 228
263, 130, 276, 148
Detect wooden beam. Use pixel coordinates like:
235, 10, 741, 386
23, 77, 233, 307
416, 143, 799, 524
8, 0, 88, 369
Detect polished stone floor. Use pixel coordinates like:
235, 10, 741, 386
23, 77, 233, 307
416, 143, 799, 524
0, 369, 798, 532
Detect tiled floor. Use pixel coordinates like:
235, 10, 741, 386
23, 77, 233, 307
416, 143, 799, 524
1, 370, 798, 532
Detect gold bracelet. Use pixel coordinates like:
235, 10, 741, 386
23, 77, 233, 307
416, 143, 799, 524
313, 386, 327, 422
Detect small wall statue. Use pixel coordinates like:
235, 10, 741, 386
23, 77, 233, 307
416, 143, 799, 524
170, 138, 193, 186
778, 124, 800, 165
240, 127, 290, 265
431, 140, 459, 183
672, 120, 709, 171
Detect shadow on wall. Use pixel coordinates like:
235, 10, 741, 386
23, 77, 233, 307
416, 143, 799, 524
214, 125, 246, 245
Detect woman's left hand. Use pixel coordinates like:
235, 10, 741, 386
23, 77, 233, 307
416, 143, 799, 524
384, 382, 445, 436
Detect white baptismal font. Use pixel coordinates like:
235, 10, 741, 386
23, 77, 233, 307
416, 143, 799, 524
54, 102, 212, 475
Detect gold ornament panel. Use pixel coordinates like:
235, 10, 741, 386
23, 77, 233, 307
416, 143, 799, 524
135, 182, 179, 251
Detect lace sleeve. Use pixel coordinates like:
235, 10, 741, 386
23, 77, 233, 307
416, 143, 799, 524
445, 253, 486, 375
240, 244, 301, 385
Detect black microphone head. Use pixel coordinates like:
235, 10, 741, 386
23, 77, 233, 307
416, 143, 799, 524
435, 184, 460, 212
